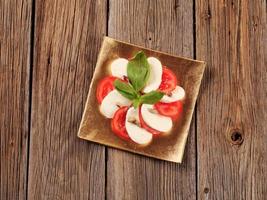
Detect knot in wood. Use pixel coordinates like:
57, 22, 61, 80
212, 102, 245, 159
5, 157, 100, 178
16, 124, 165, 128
230, 130, 244, 145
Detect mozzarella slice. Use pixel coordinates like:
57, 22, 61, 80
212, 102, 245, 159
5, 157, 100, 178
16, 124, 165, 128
143, 57, 163, 93
161, 86, 185, 103
110, 58, 128, 78
100, 90, 131, 118
125, 107, 153, 145
141, 104, 172, 132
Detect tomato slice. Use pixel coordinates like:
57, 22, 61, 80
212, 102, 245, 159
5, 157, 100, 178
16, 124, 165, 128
138, 107, 161, 135
96, 76, 117, 103
158, 66, 177, 93
154, 101, 183, 121
111, 106, 130, 140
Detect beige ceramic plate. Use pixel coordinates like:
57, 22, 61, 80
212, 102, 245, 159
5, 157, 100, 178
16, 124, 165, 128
78, 36, 205, 163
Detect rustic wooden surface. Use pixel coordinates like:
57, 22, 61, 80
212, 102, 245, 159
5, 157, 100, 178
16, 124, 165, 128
196, 0, 266, 199
0, 0, 31, 199
28, 0, 106, 199
0, 0, 266, 199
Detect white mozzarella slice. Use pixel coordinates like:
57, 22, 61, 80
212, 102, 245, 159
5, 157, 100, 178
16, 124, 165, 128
110, 58, 128, 78
125, 107, 153, 145
143, 57, 163, 93
160, 86, 185, 103
100, 90, 131, 118
141, 104, 172, 132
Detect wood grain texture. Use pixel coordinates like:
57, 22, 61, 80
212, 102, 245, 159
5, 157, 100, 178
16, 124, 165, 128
28, 0, 106, 199
0, 0, 31, 199
196, 0, 267, 199
107, 0, 196, 199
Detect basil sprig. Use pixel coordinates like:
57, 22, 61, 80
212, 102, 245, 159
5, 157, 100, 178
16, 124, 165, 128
127, 51, 150, 92
131, 91, 164, 108
113, 51, 164, 108
114, 80, 138, 100
140, 91, 164, 104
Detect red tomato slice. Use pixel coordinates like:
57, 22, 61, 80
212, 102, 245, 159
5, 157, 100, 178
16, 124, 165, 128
154, 101, 183, 121
158, 66, 177, 93
111, 106, 130, 141
138, 107, 161, 135
96, 76, 117, 103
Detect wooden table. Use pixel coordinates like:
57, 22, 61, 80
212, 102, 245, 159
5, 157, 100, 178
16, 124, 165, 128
1, 0, 266, 199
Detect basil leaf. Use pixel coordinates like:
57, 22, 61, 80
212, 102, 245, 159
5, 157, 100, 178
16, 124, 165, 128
114, 79, 138, 100
140, 91, 164, 104
127, 51, 150, 92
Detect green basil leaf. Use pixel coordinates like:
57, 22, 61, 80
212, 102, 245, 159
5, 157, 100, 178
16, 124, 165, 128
127, 51, 150, 91
114, 79, 138, 100
140, 91, 164, 104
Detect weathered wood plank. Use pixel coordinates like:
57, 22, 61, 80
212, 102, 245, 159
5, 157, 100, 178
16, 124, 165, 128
28, 0, 106, 199
107, 0, 196, 199
196, 0, 267, 199
0, 0, 31, 199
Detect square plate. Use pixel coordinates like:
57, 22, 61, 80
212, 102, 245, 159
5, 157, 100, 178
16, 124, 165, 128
78, 37, 205, 163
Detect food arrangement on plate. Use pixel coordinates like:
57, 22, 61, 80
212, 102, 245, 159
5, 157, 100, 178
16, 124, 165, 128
78, 37, 205, 163
96, 51, 185, 145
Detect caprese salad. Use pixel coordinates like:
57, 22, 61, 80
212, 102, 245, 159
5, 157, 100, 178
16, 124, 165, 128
96, 51, 185, 145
